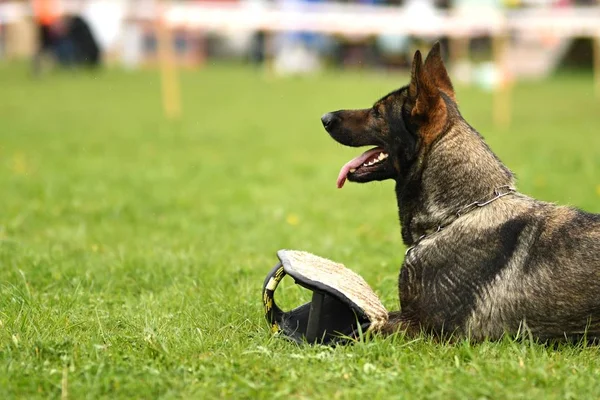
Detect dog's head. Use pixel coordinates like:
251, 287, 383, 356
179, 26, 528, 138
322, 42, 456, 188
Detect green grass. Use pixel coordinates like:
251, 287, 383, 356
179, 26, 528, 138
1, 63, 600, 399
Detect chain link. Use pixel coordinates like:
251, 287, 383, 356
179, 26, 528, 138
405, 185, 516, 256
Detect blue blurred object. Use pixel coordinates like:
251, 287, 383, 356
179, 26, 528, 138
54, 35, 76, 66
277, 0, 330, 54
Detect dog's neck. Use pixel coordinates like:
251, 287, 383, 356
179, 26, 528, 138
395, 120, 515, 245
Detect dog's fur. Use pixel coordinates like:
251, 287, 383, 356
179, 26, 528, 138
322, 43, 600, 342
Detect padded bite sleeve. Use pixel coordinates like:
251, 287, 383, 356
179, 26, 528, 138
263, 250, 388, 344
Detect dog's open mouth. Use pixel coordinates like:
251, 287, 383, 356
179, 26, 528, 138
337, 147, 389, 188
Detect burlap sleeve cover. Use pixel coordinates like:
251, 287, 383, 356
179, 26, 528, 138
276, 250, 389, 332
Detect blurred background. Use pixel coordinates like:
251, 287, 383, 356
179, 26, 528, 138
1, 0, 599, 86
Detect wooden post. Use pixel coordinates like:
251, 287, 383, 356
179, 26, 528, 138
492, 32, 511, 129
593, 34, 600, 98
263, 31, 276, 78
449, 36, 469, 69
5, 19, 36, 60
156, 2, 182, 119
594, 1, 600, 98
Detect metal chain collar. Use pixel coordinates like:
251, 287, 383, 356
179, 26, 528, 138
405, 185, 516, 256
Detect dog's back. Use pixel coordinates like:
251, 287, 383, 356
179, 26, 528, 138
402, 192, 600, 341
466, 202, 600, 341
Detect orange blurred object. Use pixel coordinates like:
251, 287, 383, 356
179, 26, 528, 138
32, 0, 59, 26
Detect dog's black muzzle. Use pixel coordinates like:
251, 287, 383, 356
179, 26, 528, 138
321, 112, 338, 132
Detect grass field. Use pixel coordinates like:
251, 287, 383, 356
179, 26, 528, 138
1, 62, 600, 399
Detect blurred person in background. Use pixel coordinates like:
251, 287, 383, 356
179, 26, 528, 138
31, 0, 62, 75
31, 0, 101, 75
64, 14, 101, 68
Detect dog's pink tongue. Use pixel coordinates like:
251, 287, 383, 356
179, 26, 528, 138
337, 147, 383, 189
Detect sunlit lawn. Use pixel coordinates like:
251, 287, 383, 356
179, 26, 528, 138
1, 62, 600, 398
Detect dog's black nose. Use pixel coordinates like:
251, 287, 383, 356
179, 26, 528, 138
321, 112, 336, 129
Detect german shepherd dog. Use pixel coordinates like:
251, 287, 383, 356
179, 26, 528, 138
321, 43, 600, 342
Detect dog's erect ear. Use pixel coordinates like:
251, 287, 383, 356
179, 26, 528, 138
423, 42, 455, 102
407, 47, 449, 145
408, 50, 423, 99
408, 49, 438, 118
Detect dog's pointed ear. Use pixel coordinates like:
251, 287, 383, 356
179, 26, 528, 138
408, 49, 438, 118
408, 50, 423, 99
423, 42, 455, 102
407, 46, 449, 145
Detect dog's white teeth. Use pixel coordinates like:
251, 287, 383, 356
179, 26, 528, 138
358, 152, 389, 169
349, 168, 356, 173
